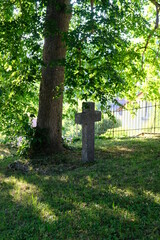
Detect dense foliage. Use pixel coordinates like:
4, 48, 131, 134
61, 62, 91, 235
65, 0, 147, 105
0, 1, 44, 140
0, 0, 159, 141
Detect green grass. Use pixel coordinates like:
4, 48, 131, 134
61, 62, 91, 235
0, 137, 160, 239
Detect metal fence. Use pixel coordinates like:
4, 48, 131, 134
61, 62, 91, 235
95, 101, 160, 138
63, 101, 160, 140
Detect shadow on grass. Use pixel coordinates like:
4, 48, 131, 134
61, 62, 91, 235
0, 138, 160, 239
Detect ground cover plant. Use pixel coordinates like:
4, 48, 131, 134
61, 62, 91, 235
0, 137, 160, 239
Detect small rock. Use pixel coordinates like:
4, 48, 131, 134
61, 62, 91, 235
8, 161, 29, 172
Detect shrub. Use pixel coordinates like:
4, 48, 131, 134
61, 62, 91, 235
95, 117, 122, 135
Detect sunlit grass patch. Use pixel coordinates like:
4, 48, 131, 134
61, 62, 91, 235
143, 190, 160, 204
0, 144, 12, 158
6, 176, 39, 201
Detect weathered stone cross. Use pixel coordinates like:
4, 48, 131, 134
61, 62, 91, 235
75, 102, 101, 162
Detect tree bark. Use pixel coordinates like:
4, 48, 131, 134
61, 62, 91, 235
35, 0, 71, 154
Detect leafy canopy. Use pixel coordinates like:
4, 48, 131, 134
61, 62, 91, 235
0, 0, 159, 140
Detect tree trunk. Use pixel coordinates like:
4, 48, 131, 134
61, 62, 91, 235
35, 0, 71, 154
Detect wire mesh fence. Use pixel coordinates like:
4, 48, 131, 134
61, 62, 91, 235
95, 101, 160, 138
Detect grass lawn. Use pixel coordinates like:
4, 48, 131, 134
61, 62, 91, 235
0, 137, 160, 239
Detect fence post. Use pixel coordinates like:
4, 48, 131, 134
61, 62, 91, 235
154, 102, 157, 134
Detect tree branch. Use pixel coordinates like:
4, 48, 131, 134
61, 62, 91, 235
150, 0, 160, 8
91, 0, 94, 13
142, 3, 160, 68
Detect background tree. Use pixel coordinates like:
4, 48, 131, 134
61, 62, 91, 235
139, 0, 160, 101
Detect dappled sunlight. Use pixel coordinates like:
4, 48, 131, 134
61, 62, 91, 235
0, 144, 11, 159
96, 141, 134, 154
75, 201, 88, 210
5, 176, 58, 224
73, 201, 138, 224
5, 176, 39, 201
108, 185, 135, 197
143, 190, 160, 205
0, 138, 160, 239
115, 146, 133, 152
30, 197, 58, 224
0, 173, 5, 180
93, 203, 103, 210
95, 138, 156, 155
57, 174, 69, 183
98, 145, 134, 153
85, 175, 95, 188
111, 205, 138, 223
88, 179, 135, 198
4, 174, 139, 228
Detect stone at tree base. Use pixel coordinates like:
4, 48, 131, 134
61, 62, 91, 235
8, 160, 29, 172
75, 102, 101, 162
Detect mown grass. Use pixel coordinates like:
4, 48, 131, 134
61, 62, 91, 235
0, 137, 160, 239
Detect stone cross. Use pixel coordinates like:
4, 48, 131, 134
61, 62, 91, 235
75, 102, 101, 162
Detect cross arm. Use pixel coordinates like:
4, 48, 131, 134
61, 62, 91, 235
75, 111, 101, 125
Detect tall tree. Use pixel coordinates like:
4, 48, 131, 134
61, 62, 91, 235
35, 0, 71, 154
